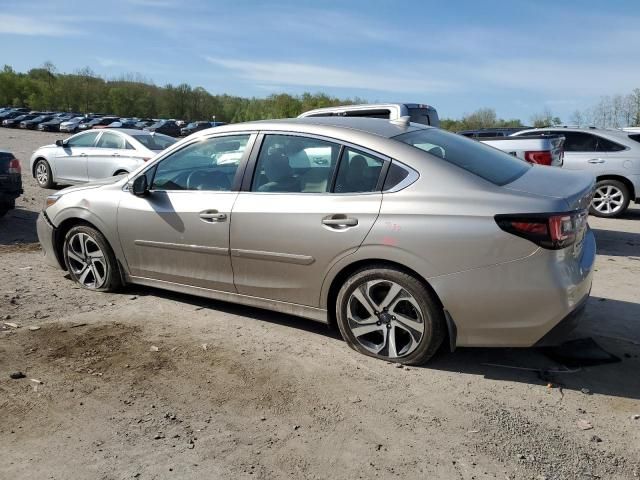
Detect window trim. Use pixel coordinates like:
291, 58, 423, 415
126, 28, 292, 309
240, 131, 391, 195
138, 132, 257, 193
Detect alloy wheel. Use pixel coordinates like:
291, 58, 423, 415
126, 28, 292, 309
346, 279, 425, 359
66, 232, 108, 289
592, 185, 624, 215
36, 162, 48, 186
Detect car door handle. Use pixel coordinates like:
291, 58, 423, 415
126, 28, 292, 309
80, 153, 88, 157
199, 211, 227, 222
322, 215, 358, 228
588, 158, 605, 164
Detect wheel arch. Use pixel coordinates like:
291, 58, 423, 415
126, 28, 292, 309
324, 258, 453, 347
595, 175, 635, 200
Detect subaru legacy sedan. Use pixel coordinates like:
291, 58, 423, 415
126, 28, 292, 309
29, 129, 177, 188
37, 117, 595, 365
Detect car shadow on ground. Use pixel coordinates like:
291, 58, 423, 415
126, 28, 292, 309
592, 228, 640, 257
121, 283, 640, 401
0, 207, 40, 245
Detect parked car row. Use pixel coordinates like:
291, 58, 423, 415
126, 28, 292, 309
0, 107, 224, 137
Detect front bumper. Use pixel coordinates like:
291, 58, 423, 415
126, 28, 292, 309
36, 211, 64, 269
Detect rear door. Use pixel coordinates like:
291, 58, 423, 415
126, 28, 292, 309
230, 133, 385, 307
54, 131, 100, 183
88, 131, 140, 180
547, 130, 599, 170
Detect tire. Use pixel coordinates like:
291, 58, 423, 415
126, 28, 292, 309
63, 225, 122, 292
335, 266, 446, 365
590, 179, 630, 218
34, 159, 55, 189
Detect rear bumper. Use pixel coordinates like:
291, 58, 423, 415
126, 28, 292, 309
36, 211, 64, 269
430, 227, 596, 348
534, 296, 588, 346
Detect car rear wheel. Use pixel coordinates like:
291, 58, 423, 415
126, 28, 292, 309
336, 266, 445, 365
35, 159, 54, 188
590, 179, 630, 218
63, 225, 121, 292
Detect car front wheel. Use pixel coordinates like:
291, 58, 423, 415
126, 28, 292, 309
63, 225, 121, 292
590, 179, 630, 218
35, 159, 55, 188
335, 266, 446, 365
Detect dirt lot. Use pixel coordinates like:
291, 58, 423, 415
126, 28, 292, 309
1, 128, 639, 480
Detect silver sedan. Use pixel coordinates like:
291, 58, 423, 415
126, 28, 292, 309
29, 129, 176, 188
37, 117, 595, 365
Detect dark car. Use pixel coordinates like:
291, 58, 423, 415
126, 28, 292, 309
2, 113, 41, 128
180, 121, 218, 136
145, 120, 181, 137
134, 118, 154, 129
38, 113, 80, 132
0, 110, 24, 122
0, 149, 23, 217
20, 115, 54, 130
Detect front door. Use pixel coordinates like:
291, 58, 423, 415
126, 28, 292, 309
55, 131, 100, 183
230, 134, 385, 307
117, 133, 255, 291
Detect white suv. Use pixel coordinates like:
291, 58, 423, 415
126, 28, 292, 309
513, 127, 640, 217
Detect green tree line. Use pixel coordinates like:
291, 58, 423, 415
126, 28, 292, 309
3, 62, 593, 130
0, 63, 360, 123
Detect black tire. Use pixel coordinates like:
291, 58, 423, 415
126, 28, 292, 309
63, 225, 122, 292
590, 179, 630, 218
335, 266, 446, 365
34, 159, 55, 189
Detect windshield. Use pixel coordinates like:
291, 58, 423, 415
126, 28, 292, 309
394, 128, 531, 186
133, 133, 177, 151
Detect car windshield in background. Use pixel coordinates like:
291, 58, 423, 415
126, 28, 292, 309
133, 133, 177, 151
394, 128, 531, 186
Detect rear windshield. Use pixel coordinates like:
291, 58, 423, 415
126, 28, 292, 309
394, 128, 531, 186
133, 133, 177, 151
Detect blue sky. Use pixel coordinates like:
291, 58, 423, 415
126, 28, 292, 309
1, 0, 639, 121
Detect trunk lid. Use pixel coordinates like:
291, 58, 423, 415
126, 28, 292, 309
504, 165, 594, 211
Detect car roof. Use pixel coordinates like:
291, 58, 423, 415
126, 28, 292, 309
196, 117, 428, 140
517, 126, 633, 138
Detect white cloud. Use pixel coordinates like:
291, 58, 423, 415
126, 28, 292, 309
0, 14, 83, 36
204, 57, 456, 94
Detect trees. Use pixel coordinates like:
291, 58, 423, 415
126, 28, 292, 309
439, 108, 524, 132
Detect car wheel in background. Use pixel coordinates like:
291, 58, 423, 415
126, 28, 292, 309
335, 266, 445, 365
34, 159, 55, 189
63, 225, 122, 292
590, 179, 630, 218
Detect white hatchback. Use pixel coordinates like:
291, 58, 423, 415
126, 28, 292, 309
29, 129, 177, 188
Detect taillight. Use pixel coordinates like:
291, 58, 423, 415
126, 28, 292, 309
8, 158, 21, 174
524, 150, 552, 165
495, 210, 586, 249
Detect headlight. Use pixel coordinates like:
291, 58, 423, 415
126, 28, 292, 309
45, 194, 61, 209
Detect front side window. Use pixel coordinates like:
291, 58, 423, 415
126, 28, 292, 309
334, 148, 384, 193
152, 134, 250, 191
66, 131, 99, 148
96, 132, 126, 149
395, 128, 530, 186
251, 135, 340, 193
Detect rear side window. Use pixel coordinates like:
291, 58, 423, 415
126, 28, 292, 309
394, 128, 530, 186
334, 148, 384, 193
96, 132, 125, 149
596, 136, 625, 152
251, 135, 341, 193
556, 132, 598, 152
629, 134, 640, 144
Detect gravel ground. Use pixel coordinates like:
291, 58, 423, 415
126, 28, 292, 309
1, 128, 639, 480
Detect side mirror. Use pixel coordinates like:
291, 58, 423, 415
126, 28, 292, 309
55, 139, 65, 147
130, 175, 149, 197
